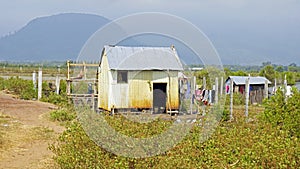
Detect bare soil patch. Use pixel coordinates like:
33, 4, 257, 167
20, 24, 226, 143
0, 92, 65, 169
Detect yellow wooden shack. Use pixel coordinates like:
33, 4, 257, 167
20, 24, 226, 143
98, 45, 183, 113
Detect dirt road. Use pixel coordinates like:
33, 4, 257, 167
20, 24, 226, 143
0, 92, 65, 169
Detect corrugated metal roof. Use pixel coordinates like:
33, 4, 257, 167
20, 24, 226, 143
227, 76, 271, 85
102, 45, 183, 70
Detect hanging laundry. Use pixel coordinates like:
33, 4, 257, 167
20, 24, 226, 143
195, 89, 202, 101
185, 81, 191, 99
211, 90, 215, 103
226, 85, 230, 94
202, 89, 209, 105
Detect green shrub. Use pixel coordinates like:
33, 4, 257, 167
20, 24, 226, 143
59, 80, 67, 94
20, 88, 37, 100
262, 87, 300, 138
41, 92, 68, 106
50, 109, 300, 168
49, 121, 117, 169
221, 108, 230, 121
2, 77, 37, 100
0, 77, 5, 90
225, 93, 245, 105
50, 108, 75, 122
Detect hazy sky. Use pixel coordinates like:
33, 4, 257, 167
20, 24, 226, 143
0, 0, 299, 65
1, 0, 299, 36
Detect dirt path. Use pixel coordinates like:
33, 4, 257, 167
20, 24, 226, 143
0, 92, 65, 169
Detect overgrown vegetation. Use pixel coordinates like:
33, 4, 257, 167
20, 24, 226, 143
50, 108, 76, 122
0, 77, 37, 99
0, 73, 71, 103
1, 63, 300, 168
49, 106, 299, 168
48, 87, 300, 168
48, 88, 300, 168
225, 92, 246, 105
262, 87, 300, 138
0, 62, 67, 77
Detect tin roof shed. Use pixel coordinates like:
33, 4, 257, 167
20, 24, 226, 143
102, 45, 183, 71
226, 76, 271, 85
98, 45, 184, 112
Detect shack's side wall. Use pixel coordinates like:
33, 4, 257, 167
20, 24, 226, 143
235, 84, 266, 93
107, 70, 179, 110
98, 54, 112, 111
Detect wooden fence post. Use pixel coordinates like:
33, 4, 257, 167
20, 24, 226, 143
67, 60, 71, 95
215, 77, 219, 104
220, 76, 223, 96
230, 79, 234, 120
203, 77, 206, 89
32, 71, 37, 90
83, 61, 87, 80
284, 74, 287, 102
55, 76, 60, 94
245, 77, 250, 119
274, 78, 277, 94
264, 80, 269, 99
38, 69, 42, 100
191, 76, 196, 114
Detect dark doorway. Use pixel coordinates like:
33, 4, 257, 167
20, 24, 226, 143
153, 83, 167, 114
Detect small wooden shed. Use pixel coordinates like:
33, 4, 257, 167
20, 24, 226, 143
97, 45, 183, 113
225, 76, 271, 94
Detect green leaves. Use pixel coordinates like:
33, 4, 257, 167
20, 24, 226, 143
48, 82, 300, 168
262, 87, 300, 138
50, 108, 300, 168
259, 65, 275, 83
50, 108, 75, 122
1, 77, 37, 100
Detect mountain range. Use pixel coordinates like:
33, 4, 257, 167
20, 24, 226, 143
0, 13, 109, 62
0, 13, 299, 66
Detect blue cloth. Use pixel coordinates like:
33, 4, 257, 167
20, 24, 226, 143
185, 81, 191, 99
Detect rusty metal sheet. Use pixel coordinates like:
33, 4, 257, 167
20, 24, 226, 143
129, 71, 153, 108
167, 74, 180, 110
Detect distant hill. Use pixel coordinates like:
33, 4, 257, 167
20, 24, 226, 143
0, 13, 109, 62
0, 13, 299, 65
0, 13, 211, 65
